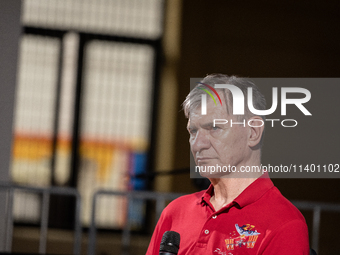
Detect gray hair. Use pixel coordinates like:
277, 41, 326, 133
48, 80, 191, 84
183, 74, 267, 121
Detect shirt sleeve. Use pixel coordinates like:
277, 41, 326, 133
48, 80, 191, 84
258, 219, 310, 255
145, 209, 172, 255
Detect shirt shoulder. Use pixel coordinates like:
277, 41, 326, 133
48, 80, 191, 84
249, 186, 309, 254
264, 186, 306, 222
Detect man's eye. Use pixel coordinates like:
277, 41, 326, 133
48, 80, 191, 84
212, 126, 219, 130
190, 129, 197, 134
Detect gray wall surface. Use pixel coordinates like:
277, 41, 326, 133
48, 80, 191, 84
0, 0, 22, 251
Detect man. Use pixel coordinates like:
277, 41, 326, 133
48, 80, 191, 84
146, 74, 309, 254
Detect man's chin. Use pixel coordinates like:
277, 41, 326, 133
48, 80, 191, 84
198, 170, 231, 179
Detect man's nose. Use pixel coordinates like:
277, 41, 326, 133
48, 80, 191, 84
191, 130, 210, 152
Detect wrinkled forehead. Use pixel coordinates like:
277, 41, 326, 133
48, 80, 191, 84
188, 96, 232, 123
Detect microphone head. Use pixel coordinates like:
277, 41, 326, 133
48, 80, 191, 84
160, 231, 180, 254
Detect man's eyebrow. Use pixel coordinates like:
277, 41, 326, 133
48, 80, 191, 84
188, 122, 216, 130
201, 122, 214, 129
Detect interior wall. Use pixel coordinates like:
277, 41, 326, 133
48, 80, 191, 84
173, 0, 340, 194
172, 0, 340, 202
153, 0, 182, 192
0, 0, 22, 251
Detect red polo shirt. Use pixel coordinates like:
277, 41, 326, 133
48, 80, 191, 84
146, 174, 309, 254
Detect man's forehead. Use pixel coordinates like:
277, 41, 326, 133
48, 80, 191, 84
188, 102, 230, 122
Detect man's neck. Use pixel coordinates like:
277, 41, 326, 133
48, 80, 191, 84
208, 174, 260, 211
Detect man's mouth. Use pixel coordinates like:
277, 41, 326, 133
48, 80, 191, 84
196, 157, 213, 163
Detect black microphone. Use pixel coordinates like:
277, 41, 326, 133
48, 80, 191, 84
159, 231, 180, 255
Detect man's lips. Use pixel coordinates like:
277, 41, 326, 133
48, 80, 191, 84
196, 157, 214, 162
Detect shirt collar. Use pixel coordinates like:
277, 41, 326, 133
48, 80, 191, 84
200, 172, 274, 209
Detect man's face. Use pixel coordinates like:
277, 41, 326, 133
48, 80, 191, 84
187, 93, 250, 177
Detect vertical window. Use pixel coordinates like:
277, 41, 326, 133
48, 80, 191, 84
12, 0, 164, 228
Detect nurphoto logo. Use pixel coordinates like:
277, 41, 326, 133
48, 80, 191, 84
200, 84, 312, 128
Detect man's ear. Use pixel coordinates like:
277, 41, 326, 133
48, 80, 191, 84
247, 116, 265, 148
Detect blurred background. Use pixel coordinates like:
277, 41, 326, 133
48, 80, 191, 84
0, 0, 340, 254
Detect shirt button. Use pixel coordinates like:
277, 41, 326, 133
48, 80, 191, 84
204, 229, 209, 234
212, 215, 217, 219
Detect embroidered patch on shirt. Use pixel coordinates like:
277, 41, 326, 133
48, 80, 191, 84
225, 224, 261, 250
